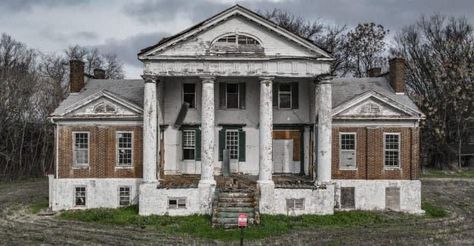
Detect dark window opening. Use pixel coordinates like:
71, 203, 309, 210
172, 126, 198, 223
183, 83, 196, 108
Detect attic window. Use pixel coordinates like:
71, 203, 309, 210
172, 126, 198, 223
216, 34, 260, 45
211, 34, 263, 55
94, 103, 116, 114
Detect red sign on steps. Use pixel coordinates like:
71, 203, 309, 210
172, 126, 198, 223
238, 213, 248, 227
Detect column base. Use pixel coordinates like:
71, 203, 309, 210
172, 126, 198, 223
198, 179, 216, 214
257, 180, 275, 214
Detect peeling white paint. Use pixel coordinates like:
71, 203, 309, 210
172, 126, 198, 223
142, 79, 158, 183
272, 185, 335, 215
317, 80, 332, 183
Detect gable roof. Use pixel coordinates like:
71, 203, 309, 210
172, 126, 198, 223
331, 77, 424, 118
138, 4, 332, 59
51, 79, 144, 117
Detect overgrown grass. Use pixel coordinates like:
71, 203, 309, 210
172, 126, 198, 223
59, 206, 388, 240
422, 201, 448, 218
422, 168, 474, 178
29, 199, 49, 214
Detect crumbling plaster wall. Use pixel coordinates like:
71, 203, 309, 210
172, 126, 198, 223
334, 179, 423, 214
271, 185, 335, 215
50, 178, 141, 211
139, 184, 200, 216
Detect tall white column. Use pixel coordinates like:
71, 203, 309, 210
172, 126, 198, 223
317, 77, 333, 183
258, 77, 275, 213
142, 75, 159, 183
198, 76, 216, 214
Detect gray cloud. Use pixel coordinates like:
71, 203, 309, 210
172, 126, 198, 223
89, 31, 169, 67
0, 0, 89, 12
123, 0, 474, 30
39, 29, 99, 43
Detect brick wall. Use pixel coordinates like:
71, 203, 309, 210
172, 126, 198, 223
332, 127, 420, 180
57, 125, 143, 178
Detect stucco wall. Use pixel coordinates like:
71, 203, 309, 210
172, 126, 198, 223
272, 185, 335, 215
139, 184, 200, 216
50, 178, 141, 211
334, 179, 423, 214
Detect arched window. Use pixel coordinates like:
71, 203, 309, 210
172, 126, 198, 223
216, 34, 260, 45
211, 33, 263, 55
94, 103, 116, 114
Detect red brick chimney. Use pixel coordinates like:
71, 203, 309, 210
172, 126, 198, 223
69, 60, 85, 93
93, 68, 106, 79
389, 58, 406, 94
367, 67, 382, 77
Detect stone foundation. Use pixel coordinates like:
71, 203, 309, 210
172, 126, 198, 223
49, 177, 141, 211
334, 179, 423, 214
272, 185, 335, 215
139, 183, 200, 216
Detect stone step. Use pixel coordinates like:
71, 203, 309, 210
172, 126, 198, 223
215, 211, 255, 218
218, 192, 254, 198
216, 207, 255, 213
212, 217, 256, 225
218, 197, 254, 203
217, 202, 254, 207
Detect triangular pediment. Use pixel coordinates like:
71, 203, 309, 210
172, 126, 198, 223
332, 91, 423, 119
62, 90, 142, 117
138, 5, 331, 59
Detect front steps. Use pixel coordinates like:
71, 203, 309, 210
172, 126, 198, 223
212, 188, 259, 228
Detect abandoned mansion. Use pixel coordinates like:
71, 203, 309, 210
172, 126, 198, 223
48, 5, 425, 222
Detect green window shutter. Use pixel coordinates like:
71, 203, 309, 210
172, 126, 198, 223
195, 128, 201, 161
219, 83, 226, 109
291, 82, 299, 109
239, 82, 246, 109
181, 130, 185, 161
238, 129, 246, 161
272, 82, 278, 107
218, 128, 225, 161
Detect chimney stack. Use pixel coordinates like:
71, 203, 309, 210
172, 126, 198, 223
389, 58, 406, 94
93, 68, 106, 79
367, 67, 381, 77
69, 60, 85, 93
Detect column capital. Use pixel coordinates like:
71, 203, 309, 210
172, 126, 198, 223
141, 74, 159, 84
314, 74, 335, 84
199, 76, 215, 83
259, 76, 275, 82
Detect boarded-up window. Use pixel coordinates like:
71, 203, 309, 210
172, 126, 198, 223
385, 187, 400, 211
340, 187, 355, 209
286, 198, 304, 210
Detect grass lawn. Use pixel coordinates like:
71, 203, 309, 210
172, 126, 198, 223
422, 168, 474, 178
57, 203, 446, 241
29, 198, 49, 214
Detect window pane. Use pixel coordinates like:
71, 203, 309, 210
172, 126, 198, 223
183, 94, 195, 108
119, 187, 130, 206
279, 84, 291, 92
279, 94, 291, 108
227, 94, 239, 108
183, 149, 195, 160
183, 83, 195, 93
117, 132, 133, 166
226, 84, 238, 93
226, 130, 239, 159
75, 187, 86, 206
341, 134, 355, 150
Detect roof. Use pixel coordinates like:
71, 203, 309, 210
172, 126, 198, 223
331, 76, 420, 113
51, 79, 143, 116
138, 4, 332, 58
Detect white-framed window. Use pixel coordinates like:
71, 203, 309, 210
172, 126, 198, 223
118, 186, 131, 206
384, 133, 401, 168
278, 83, 292, 109
116, 132, 133, 166
226, 83, 239, 109
339, 133, 357, 169
216, 34, 260, 45
226, 130, 239, 160
183, 130, 196, 160
73, 132, 89, 166
286, 198, 304, 210
183, 83, 196, 108
168, 197, 186, 209
74, 186, 86, 206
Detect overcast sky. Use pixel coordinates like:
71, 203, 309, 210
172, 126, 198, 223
1, 0, 473, 78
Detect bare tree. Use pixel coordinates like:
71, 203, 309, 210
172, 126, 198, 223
65, 45, 125, 79
392, 14, 474, 169
261, 8, 347, 74
342, 23, 388, 77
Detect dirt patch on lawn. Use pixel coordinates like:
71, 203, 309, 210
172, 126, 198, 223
0, 179, 472, 245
